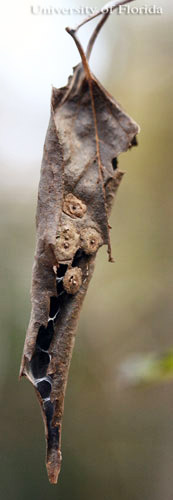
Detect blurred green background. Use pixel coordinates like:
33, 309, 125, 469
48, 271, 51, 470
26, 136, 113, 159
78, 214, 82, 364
0, 1, 173, 499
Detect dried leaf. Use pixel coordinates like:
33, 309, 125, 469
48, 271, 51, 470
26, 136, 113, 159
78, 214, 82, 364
20, 6, 139, 485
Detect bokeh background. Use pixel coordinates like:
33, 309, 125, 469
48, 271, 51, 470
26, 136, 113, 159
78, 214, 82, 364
0, 1, 173, 499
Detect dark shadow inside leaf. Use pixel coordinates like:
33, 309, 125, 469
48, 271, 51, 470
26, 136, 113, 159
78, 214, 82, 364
30, 350, 50, 378
112, 157, 118, 170
36, 322, 54, 351
37, 379, 52, 399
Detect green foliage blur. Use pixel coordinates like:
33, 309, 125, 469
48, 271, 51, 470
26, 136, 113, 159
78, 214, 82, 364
0, 2, 173, 499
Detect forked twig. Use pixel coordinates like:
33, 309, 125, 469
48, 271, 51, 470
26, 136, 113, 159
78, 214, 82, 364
69, 0, 136, 33
66, 0, 135, 63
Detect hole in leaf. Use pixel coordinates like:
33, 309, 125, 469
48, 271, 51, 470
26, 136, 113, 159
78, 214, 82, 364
44, 400, 54, 425
43, 400, 60, 451
37, 379, 52, 399
57, 264, 68, 278
112, 157, 118, 170
49, 296, 60, 318
131, 135, 138, 147
30, 350, 50, 378
47, 425, 60, 451
56, 278, 64, 295
36, 322, 54, 351
56, 264, 68, 294
72, 248, 84, 267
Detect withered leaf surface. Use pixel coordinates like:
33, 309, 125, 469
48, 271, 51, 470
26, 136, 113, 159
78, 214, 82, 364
20, 22, 139, 484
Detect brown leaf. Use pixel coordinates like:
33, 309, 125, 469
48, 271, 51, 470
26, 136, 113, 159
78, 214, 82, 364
20, 13, 139, 485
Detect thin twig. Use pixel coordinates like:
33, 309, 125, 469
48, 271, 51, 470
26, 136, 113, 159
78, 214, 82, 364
68, 0, 136, 33
86, 11, 110, 61
65, 28, 91, 82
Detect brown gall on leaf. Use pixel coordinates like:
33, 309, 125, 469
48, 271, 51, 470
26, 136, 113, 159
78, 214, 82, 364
20, 4, 140, 485
63, 193, 87, 219
63, 267, 82, 295
54, 221, 80, 263
80, 228, 103, 255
